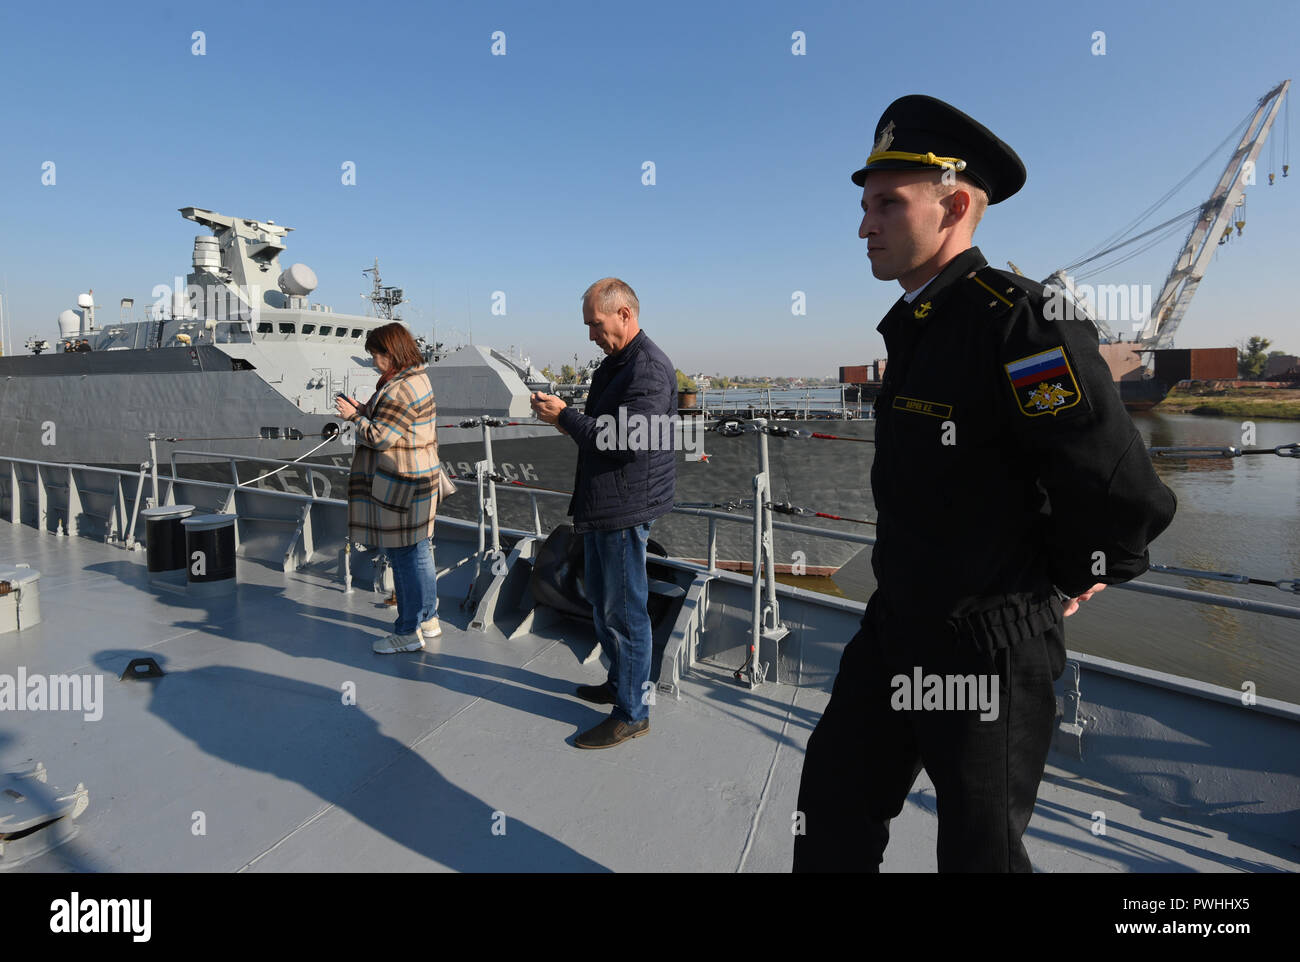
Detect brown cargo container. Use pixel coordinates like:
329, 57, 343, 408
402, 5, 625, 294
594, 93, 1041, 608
1153, 347, 1238, 383
1189, 347, 1240, 379
839, 365, 870, 384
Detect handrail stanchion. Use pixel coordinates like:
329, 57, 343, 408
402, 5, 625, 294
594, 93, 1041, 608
148, 433, 160, 509
745, 419, 787, 689
124, 464, 148, 548
757, 421, 783, 651
461, 460, 489, 610
530, 492, 542, 537
708, 517, 718, 573
464, 415, 499, 612
475, 462, 487, 558
482, 419, 500, 556
750, 468, 765, 688
750, 418, 770, 687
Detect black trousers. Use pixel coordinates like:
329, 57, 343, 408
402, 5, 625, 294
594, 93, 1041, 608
792, 593, 1065, 872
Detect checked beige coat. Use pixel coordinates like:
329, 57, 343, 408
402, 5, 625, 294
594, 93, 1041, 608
347, 364, 446, 548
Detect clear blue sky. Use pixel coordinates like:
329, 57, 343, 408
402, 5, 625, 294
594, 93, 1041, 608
1, 0, 1296, 376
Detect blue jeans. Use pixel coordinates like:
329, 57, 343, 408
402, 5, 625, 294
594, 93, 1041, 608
583, 522, 654, 723
387, 538, 438, 634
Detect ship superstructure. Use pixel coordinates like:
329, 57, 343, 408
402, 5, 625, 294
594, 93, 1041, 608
0, 207, 544, 469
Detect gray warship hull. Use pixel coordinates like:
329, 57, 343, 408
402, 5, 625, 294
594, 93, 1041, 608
0, 349, 875, 572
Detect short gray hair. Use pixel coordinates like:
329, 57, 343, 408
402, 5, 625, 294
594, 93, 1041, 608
582, 277, 639, 317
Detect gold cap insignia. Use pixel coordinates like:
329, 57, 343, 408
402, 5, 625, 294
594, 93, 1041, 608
871, 120, 895, 157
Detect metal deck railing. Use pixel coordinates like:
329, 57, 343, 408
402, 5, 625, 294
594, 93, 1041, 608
3, 416, 1297, 694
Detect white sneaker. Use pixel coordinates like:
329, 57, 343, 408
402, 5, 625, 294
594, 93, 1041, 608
419, 618, 442, 638
373, 631, 424, 654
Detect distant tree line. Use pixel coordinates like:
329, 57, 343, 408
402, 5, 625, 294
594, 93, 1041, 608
1237, 336, 1293, 379
541, 364, 580, 384
539, 364, 841, 389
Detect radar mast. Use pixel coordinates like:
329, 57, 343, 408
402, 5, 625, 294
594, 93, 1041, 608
362, 259, 404, 321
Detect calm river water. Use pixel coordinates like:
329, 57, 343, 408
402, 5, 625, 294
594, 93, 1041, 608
810, 409, 1300, 704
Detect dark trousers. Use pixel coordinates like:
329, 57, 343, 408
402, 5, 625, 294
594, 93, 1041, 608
583, 523, 654, 724
793, 594, 1065, 872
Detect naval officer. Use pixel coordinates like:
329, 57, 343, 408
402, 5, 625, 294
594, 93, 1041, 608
792, 95, 1177, 872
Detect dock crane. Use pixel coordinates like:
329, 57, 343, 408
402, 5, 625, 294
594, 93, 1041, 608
1039, 80, 1290, 364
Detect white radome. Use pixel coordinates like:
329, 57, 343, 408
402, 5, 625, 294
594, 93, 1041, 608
57, 309, 81, 339
278, 263, 318, 296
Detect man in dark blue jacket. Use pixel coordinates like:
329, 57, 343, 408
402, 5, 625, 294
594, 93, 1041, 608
531, 278, 678, 749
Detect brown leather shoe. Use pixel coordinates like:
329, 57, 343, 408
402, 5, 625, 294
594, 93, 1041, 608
575, 682, 616, 705
383, 593, 397, 607
575, 715, 650, 749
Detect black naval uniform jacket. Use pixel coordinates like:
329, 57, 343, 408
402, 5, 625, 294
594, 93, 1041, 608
869, 247, 1176, 651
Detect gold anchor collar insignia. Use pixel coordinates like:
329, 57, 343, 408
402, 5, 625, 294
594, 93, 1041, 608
913, 300, 932, 319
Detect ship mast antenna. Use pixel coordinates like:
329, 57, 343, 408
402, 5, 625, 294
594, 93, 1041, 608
362, 258, 405, 321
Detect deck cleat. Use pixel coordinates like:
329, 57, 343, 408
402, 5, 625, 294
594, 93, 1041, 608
0, 762, 90, 870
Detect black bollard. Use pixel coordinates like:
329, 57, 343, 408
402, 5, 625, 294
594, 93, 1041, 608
181, 514, 237, 596
142, 505, 195, 588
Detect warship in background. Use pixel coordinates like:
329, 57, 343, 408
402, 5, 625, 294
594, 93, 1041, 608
0, 207, 876, 573
0, 206, 557, 462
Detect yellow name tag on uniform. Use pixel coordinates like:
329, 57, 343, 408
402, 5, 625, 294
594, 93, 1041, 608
892, 396, 953, 419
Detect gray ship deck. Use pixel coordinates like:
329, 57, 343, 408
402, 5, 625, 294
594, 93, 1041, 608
4, 521, 1296, 874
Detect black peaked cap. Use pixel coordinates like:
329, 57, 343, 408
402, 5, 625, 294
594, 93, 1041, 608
850, 94, 1026, 204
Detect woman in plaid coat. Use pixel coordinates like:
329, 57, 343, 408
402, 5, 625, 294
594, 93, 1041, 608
335, 323, 446, 654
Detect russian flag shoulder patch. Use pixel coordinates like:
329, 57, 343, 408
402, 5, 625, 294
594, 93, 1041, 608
1004, 346, 1084, 417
